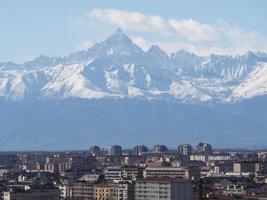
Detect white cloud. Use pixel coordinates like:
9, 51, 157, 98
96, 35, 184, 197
131, 36, 151, 51
132, 35, 267, 57
168, 18, 217, 42
87, 8, 217, 42
86, 8, 267, 55
215, 22, 267, 54
75, 40, 94, 51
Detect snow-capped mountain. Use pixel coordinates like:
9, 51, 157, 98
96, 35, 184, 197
1, 28, 267, 103
2, 28, 267, 150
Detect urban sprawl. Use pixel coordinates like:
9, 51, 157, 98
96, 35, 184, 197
1, 143, 267, 199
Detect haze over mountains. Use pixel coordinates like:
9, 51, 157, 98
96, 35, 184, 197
1, 29, 267, 150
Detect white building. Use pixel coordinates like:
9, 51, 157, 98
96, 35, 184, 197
190, 154, 208, 162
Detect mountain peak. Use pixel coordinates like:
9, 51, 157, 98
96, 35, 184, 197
106, 28, 132, 44
172, 49, 196, 57
66, 28, 144, 63
148, 45, 163, 52
23, 54, 61, 69
147, 45, 168, 57
171, 49, 201, 61
114, 27, 124, 34
243, 51, 257, 59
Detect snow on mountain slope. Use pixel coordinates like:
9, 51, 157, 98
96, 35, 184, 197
42, 64, 109, 99
0, 70, 49, 102
195, 52, 259, 82
4, 74, 26, 101
231, 63, 267, 100
169, 80, 212, 102
23, 55, 62, 70
0, 62, 21, 70
1, 29, 267, 103
191, 78, 232, 100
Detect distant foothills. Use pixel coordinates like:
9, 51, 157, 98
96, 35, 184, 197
0, 29, 267, 150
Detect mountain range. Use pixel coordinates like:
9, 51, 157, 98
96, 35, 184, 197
1, 28, 267, 150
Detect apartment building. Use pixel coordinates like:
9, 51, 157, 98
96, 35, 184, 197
135, 177, 193, 200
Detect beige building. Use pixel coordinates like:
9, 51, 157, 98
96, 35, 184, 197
135, 177, 193, 200
94, 180, 134, 200
94, 183, 119, 200
144, 166, 200, 180
44, 156, 71, 173
71, 181, 95, 200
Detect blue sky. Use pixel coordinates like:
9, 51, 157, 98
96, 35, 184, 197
1, 0, 267, 62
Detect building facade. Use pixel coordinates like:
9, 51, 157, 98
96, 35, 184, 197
135, 177, 193, 200
3, 185, 60, 200
178, 144, 193, 155
108, 145, 122, 156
